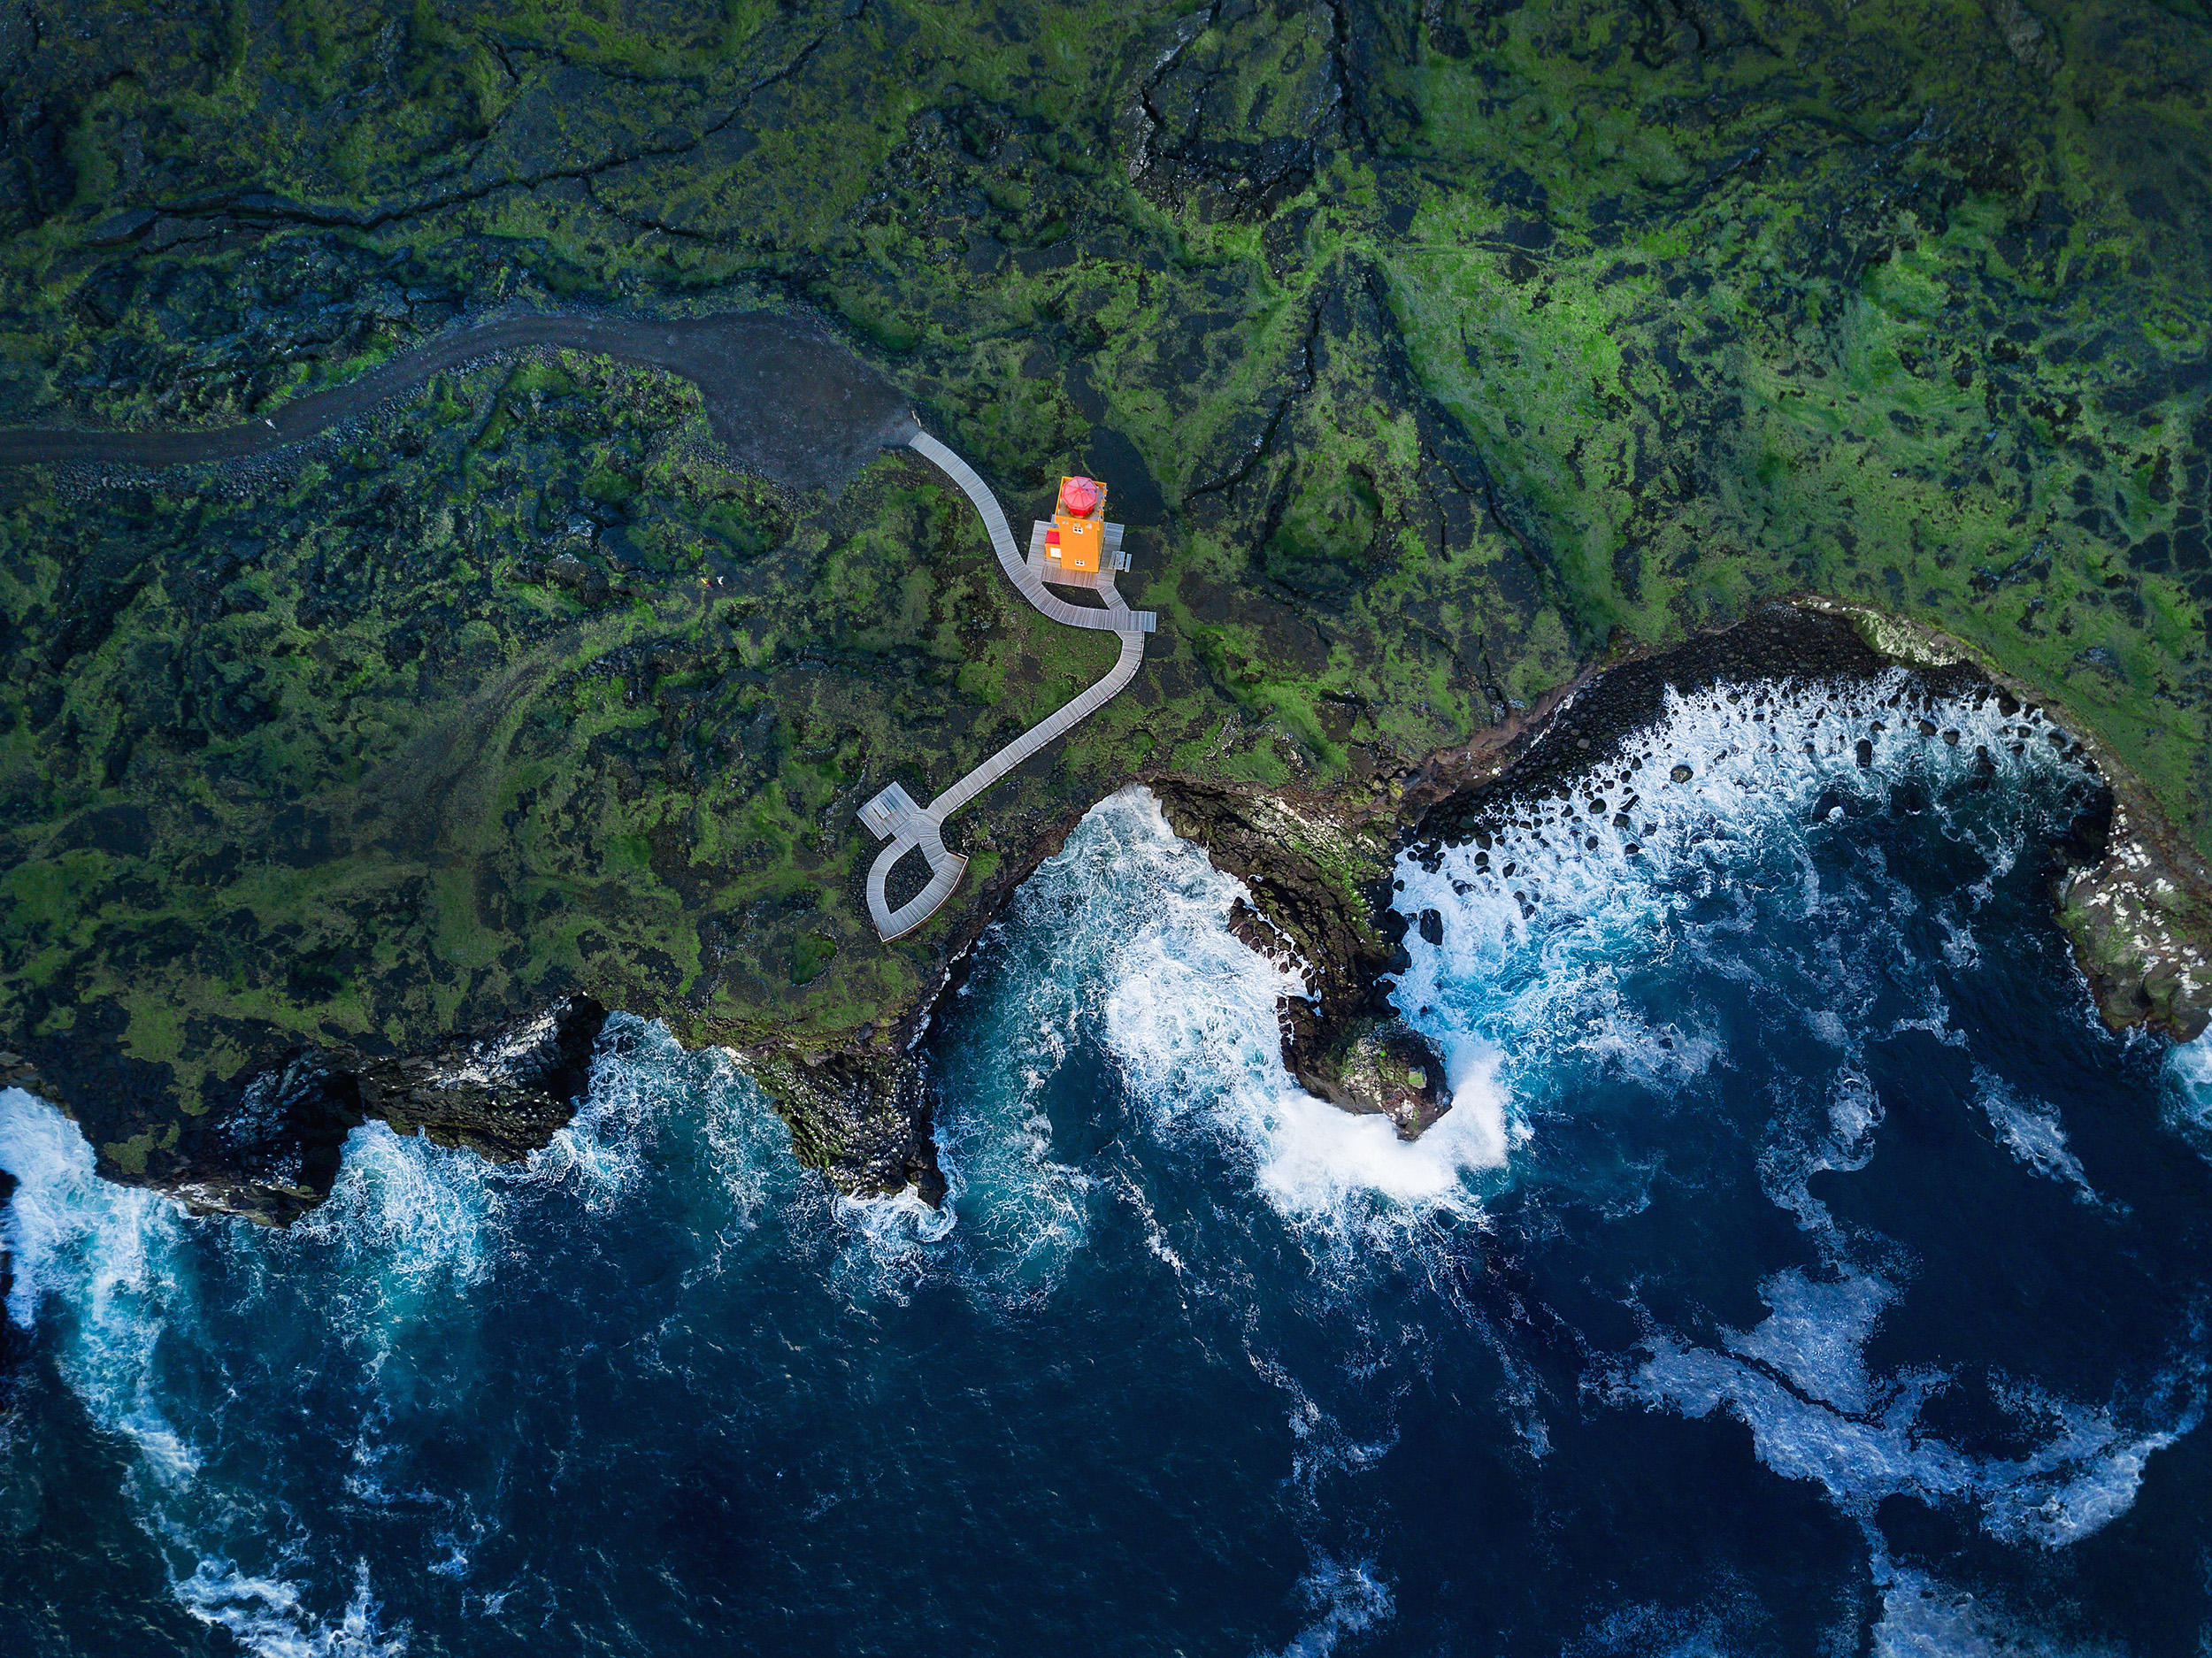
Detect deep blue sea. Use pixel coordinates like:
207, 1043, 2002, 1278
6, 672, 2212, 1655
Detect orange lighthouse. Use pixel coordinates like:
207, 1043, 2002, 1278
1032, 473, 1130, 594
1044, 474, 1108, 575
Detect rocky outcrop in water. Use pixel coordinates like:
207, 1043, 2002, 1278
2056, 779, 2212, 1042
737, 1045, 945, 1207
1152, 779, 1451, 1137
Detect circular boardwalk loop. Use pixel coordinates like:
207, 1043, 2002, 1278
861, 434, 1156, 941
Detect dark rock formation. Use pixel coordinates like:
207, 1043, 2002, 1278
1152, 779, 1450, 1137
2058, 786, 2212, 1041
739, 1046, 945, 1206
13, 995, 606, 1226
152, 1048, 367, 1226
1, 0, 2208, 1215
1411, 606, 1985, 845
357, 993, 610, 1166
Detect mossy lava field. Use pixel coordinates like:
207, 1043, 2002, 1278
1, 0, 2208, 1207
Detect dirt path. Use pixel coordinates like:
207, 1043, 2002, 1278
0, 309, 918, 495
1, 307, 1161, 950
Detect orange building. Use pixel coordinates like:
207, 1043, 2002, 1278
1044, 475, 1108, 575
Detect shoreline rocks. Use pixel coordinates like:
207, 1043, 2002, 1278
6, 994, 606, 1226
2057, 793, 2212, 1042
1159, 602, 2210, 1150
10, 602, 2207, 1222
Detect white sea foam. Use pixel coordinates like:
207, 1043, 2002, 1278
870, 709, 2192, 1600
0, 1092, 420, 1655
269, 1013, 738, 1307
1748, 1069, 1897, 1240
931, 1031, 1094, 1286
1827, 1071, 1884, 1157
1871, 1565, 2122, 1657
175, 1559, 409, 1658
1065, 788, 1510, 1231
1972, 1068, 2101, 1204
998, 679, 2088, 1243
0, 667, 2178, 1649
0, 1087, 201, 1488
692, 1048, 803, 1225
1620, 1274, 2191, 1549
0, 1043, 708, 1655
288, 1122, 499, 1292
826, 1182, 957, 1288
811, 978, 1095, 1306
1263, 1555, 1394, 1658
1390, 673, 2090, 1137
0, 1086, 180, 1332
1724, 1269, 1893, 1415
2166, 1032, 2212, 1158
1248, 1057, 1512, 1216
1616, 1121, 2189, 1555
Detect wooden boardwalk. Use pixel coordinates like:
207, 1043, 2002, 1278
908, 434, 1156, 634
860, 433, 1156, 941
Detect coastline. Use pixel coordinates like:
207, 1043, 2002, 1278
4, 602, 2205, 1223
1793, 597, 2212, 1045
8, 596, 2203, 1220
0, 0, 2204, 1236
1153, 600, 2211, 1154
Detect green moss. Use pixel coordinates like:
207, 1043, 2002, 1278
789, 933, 838, 986
103, 1130, 159, 1178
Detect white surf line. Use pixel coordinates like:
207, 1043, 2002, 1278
859, 432, 1156, 942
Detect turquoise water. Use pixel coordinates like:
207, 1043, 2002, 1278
5, 673, 2212, 1654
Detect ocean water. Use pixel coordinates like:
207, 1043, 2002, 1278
6, 675, 2212, 1655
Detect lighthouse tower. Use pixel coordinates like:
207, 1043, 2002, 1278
1030, 474, 1130, 591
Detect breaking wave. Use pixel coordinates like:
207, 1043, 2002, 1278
1000, 787, 1516, 1240
2169, 1032, 2212, 1155
1385, 673, 2200, 1568
0, 1024, 790, 1658
0, 1086, 409, 1654
1391, 672, 2093, 1132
